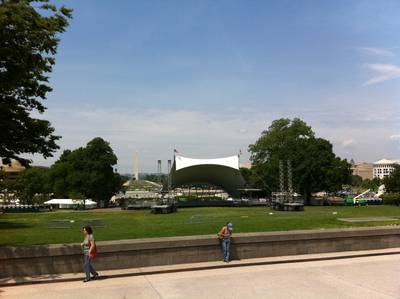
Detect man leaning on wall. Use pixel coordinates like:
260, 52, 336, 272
218, 222, 233, 262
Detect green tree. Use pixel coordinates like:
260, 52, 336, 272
49, 138, 118, 206
239, 167, 253, 185
249, 118, 351, 204
114, 173, 129, 192
350, 175, 363, 187
360, 177, 381, 191
0, 0, 72, 166
0, 170, 17, 204
143, 174, 167, 184
13, 167, 51, 204
383, 165, 400, 193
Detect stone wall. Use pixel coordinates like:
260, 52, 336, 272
1, 226, 399, 278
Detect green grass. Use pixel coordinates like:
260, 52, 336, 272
1, 206, 400, 246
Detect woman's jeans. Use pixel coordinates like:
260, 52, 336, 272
83, 255, 96, 279
221, 238, 230, 262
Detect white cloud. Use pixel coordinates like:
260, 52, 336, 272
390, 135, 400, 141
363, 64, 400, 86
360, 47, 395, 57
341, 139, 356, 148
28, 106, 268, 173
26, 99, 400, 173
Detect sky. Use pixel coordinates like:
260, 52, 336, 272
29, 0, 400, 174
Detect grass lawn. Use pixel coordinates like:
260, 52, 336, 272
1, 206, 400, 246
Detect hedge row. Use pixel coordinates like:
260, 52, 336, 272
381, 193, 400, 205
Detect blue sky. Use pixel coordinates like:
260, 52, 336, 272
31, 0, 400, 173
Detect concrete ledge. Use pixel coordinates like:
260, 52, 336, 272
2, 248, 400, 287
1, 226, 400, 278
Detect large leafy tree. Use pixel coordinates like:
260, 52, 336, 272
239, 168, 253, 186
249, 118, 351, 204
49, 138, 119, 205
384, 165, 400, 193
360, 177, 381, 191
0, 0, 72, 166
13, 166, 51, 204
0, 169, 17, 203
350, 175, 363, 187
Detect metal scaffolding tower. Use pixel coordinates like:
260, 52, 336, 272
271, 160, 304, 211
157, 160, 162, 175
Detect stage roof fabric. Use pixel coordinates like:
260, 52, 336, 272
174, 155, 240, 171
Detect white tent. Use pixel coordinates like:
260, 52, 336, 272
44, 198, 97, 209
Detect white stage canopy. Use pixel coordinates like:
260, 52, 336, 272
174, 155, 240, 171
170, 155, 245, 197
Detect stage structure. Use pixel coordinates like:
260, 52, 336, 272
169, 155, 246, 197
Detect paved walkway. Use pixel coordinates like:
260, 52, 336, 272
1, 250, 400, 298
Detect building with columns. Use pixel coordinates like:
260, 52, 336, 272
373, 159, 400, 179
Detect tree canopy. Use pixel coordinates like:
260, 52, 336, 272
13, 166, 51, 204
384, 165, 400, 193
49, 137, 119, 205
350, 175, 363, 187
0, 0, 72, 166
249, 118, 351, 203
360, 177, 381, 191
0, 138, 124, 205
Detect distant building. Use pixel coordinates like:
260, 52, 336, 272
0, 159, 25, 179
240, 161, 252, 169
351, 162, 373, 180
373, 159, 400, 179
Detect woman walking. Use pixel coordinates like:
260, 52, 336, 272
81, 225, 99, 282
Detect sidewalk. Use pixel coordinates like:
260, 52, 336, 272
1, 248, 399, 287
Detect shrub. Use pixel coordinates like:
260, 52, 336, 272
381, 193, 400, 205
